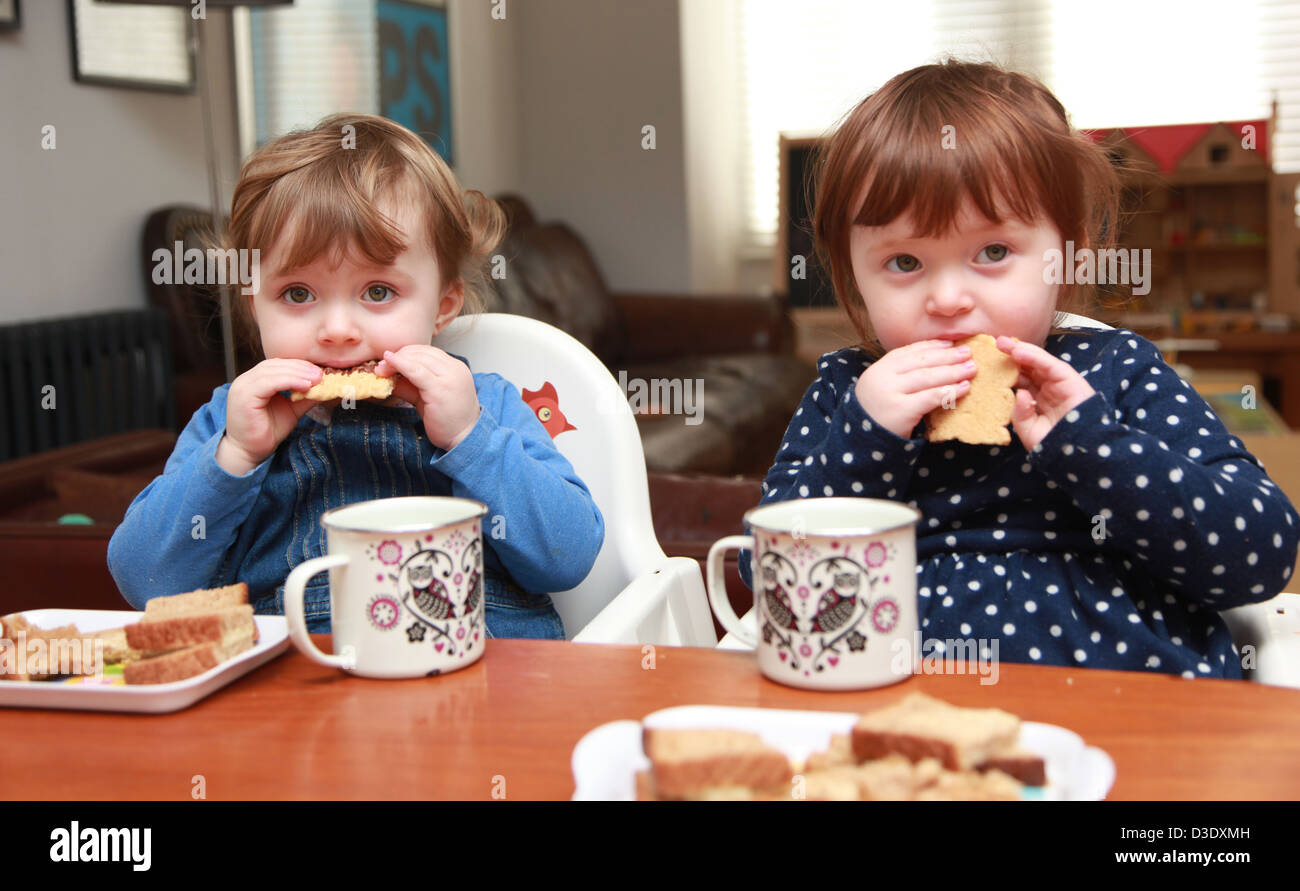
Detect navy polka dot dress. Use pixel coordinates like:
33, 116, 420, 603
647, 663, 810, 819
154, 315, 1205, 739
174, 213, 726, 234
741, 328, 1299, 679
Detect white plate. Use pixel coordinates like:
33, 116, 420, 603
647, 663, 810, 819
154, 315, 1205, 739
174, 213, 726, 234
0, 609, 291, 714
571, 704, 1116, 801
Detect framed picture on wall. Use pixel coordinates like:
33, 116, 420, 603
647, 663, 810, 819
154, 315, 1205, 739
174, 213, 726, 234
377, 0, 453, 165
0, 0, 20, 31
68, 0, 195, 93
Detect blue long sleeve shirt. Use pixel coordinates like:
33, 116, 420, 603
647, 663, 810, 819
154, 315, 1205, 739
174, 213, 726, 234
108, 361, 604, 636
742, 328, 1299, 679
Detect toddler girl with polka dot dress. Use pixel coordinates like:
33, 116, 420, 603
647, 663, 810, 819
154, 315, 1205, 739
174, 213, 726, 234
741, 60, 1299, 678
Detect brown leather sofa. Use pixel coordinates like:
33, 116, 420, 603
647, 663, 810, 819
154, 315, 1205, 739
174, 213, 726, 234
143, 197, 814, 477
483, 196, 813, 475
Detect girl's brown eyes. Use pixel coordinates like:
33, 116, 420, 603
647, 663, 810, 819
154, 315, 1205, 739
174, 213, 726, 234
279, 286, 395, 304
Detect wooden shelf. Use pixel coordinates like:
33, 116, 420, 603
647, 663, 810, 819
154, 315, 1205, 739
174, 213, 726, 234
1165, 168, 1271, 186
1161, 242, 1267, 253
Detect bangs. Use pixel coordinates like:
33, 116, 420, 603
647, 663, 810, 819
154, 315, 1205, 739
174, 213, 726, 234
250, 165, 420, 273
850, 90, 1073, 238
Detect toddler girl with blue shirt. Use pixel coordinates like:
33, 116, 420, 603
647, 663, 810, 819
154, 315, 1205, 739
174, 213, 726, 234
109, 113, 604, 639
743, 61, 1298, 678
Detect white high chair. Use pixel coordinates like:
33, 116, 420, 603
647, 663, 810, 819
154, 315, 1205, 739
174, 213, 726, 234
434, 313, 717, 647
719, 312, 1300, 686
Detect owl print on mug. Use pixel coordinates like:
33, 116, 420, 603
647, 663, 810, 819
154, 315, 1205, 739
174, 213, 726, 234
757, 536, 900, 675
369, 532, 484, 659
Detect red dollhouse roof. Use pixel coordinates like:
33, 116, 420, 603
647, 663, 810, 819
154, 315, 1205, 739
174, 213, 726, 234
1082, 120, 1270, 172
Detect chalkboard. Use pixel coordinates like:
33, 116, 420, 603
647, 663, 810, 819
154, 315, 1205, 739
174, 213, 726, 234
775, 136, 836, 308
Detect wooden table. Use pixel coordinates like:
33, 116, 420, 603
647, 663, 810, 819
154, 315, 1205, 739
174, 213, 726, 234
4, 639, 1299, 801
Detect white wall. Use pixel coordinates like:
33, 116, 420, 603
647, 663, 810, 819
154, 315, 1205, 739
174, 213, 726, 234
448, 0, 520, 197
0, 0, 693, 329
0, 3, 242, 325
680, 0, 743, 294
513, 0, 690, 293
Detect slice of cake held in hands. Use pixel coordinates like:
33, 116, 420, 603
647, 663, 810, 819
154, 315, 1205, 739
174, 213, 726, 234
290, 360, 398, 402
925, 334, 1019, 445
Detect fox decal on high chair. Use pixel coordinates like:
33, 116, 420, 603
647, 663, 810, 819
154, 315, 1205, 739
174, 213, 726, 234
522, 381, 576, 439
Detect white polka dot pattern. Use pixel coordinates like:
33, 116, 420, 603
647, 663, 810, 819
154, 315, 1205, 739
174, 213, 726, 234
736, 330, 1300, 680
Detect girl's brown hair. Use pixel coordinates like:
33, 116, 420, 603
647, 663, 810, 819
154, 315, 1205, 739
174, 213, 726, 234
812, 59, 1123, 353
225, 113, 505, 357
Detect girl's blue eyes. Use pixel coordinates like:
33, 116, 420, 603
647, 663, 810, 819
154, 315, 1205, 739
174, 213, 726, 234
279, 285, 395, 304
884, 244, 1010, 272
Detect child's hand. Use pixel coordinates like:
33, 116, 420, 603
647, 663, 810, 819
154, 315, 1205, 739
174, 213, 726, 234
996, 336, 1096, 452
854, 339, 977, 439
218, 358, 323, 475
377, 346, 480, 451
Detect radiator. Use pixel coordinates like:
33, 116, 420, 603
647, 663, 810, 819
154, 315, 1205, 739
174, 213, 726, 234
0, 309, 176, 462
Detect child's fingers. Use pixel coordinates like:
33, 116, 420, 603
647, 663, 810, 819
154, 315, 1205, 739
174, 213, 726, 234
387, 375, 422, 407
926, 378, 972, 410
288, 395, 322, 419
899, 359, 976, 396
249, 364, 322, 400
381, 349, 441, 394
999, 337, 1076, 387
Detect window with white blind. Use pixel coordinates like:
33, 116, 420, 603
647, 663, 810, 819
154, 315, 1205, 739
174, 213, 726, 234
738, 0, 1300, 244
234, 0, 379, 162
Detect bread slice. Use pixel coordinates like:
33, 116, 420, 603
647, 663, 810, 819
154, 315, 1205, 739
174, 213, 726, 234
126, 605, 255, 652
642, 727, 794, 799
634, 770, 659, 801
0, 613, 33, 638
123, 625, 256, 685
143, 583, 249, 619
1, 625, 113, 680
914, 767, 1022, 801
978, 746, 1047, 786
2, 583, 257, 682
86, 627, 147, 666
796, 754, 919, 801
289, 361, 396, 402
851, 692, 1020, 771
925, 333, 1020, 445
802, 733, 854, 772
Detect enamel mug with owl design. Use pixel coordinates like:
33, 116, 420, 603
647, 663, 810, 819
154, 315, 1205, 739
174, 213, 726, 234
283, 496, 489, 678
707, 498, 921, 690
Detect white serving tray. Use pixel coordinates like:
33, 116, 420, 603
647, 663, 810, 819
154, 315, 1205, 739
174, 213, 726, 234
572, 704, 1115, 801
0, 609, 290, 714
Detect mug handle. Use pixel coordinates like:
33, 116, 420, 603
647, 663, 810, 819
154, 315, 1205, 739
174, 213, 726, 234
283, 554, 354, 670
706, 535, 759, 648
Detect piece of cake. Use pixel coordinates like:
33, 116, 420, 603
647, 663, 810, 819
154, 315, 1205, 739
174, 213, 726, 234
851, 692, 1021, 771
642, 727, 794, 799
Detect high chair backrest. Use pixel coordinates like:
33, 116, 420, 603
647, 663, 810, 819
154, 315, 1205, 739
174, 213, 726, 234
433, 313, 663, 637
1054, 312, 1112, 331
